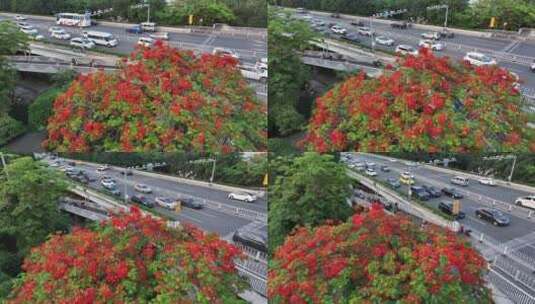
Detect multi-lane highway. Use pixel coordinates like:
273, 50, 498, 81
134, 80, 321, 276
0, 13, 267, 65
291, 9, 535, 95
343, 153, 535, 246
41, 156, 267, 238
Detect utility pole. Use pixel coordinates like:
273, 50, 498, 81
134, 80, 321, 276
427, 4, 449, 28
146, 0, 150, 23
209, 158, 216, 184
0, 152, 8, 180
508, 155, 517, 183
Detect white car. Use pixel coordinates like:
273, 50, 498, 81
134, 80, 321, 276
70, 37, 95, 49
365, 168, 377, 176
20, 25, 38, 35
478, 177, 496, 186
531, 62, 535, 72
14, 15, 27, 21
515, 195, 535, 210
149, 32, 169, 40
48, 26, 63, 33
421, 32, 440, 40
134, 184, 152, 193
395, 44, 418, 56
463, 52, 497, 66
330, 25, 347, 35
101, 178, 116, 189
137, 37, 154, 47
28, 32, 44, 41
96, 164, 110, 172
212, 47, 240, 60
418, 39, 444, 51
401, 171, 414, 179
155, 197, 178, 209
256, 57, 268, 71
228, 192, 257, 203
375, 36, 394, 46
357, 27, 373, 36
51, 29, 71, 40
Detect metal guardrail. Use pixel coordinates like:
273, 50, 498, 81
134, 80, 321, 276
235, 263, 267, 297
488, 269, 535, 304
493, 256, 535, 292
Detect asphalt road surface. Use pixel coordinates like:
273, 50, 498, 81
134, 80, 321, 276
346, 153, 534, 246
295, 11, 535, 95
0, 14, 267, 65
44, 157, 267, 238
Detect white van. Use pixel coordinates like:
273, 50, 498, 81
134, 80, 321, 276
83, 31, 118, 47
515, 195, 535, 210
450, 176, 469, 186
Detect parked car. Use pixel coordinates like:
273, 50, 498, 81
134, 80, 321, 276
70, 37, 95, 49
478, 177, 496, 186
330, 25, 347, 35
178, 197, 203, 209
515, 195, 535, 210
134, 183, 152, 193
375, 36, 395, 46
395, 44, 418, 56
390, 21, 408, 29
410, 186, 431, 201
475, 208, 510, 226
450, 176, 469, 186
155, 197, 178, 209
232, 228, 267, 253
421, 32, 440, 40
228, 192, 256, 203
365, 168, 377, 176
131, 195, 154, 208
418, 39, 444, 51
51, 28, 71, 40
357, 27, 373, 36
441, 187, 463, 199
341, 33, 360, 43
438, 201, 465, 219
387, 177, 401, 188
463, 52, 497, 66
421, 185, 441, 198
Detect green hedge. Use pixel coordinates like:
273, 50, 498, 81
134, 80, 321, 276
0, 114, 25, 147
28, 87, 64, 131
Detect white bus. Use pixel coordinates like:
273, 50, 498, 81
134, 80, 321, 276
56, 13, 91, 27
83, 31, 118, 47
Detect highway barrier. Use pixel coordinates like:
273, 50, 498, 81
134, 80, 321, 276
487, 268, 535, 304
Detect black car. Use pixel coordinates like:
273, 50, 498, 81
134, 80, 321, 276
119, 169, 133, 176
475, 208, 510, 226
438, 201, 465, 219
106, 188, 121, 197
232, 229, 268, 253
72, 174, 89, 184
421, 185, 441, 198
390, 21, 408, 29
341, 33, 360, 43
179, 198, 203, 209
380, 165, 390, 172
331, 13, 340, 18
387, 177, 400, 188
131, 195, 154, 208
441, 187, 463, 199
350, 20, 364, 27
439, 29, 455, 38
410, 186, 431, 201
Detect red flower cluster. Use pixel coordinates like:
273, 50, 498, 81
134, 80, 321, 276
8, 207, 246, 303
44, 41, 266, 152
269, 204, 492, 303
305, 48, 533, 152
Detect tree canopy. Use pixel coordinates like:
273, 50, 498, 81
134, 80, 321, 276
268, 11, 317, 136
269, 153, 353, 252
269, 203, 493, 304
305, 48, 534, 152
44, 41, 266, 152
7, 207, 247, 303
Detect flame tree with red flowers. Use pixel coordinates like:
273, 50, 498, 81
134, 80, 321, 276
269, 203, 493, 304
44, 41, 266, 152
305, 48, 534, 152
7, 207, 248, 303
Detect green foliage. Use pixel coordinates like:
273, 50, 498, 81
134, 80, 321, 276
158, 0, 236, 26
268, 153, 353, 252
28, 87, 65, 131
0, 114, 25, 147
268, 9, 315, 136
0, 21, 28, 56
0, 157, 69, 297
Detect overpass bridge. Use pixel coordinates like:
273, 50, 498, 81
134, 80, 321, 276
301, 51, 383, 77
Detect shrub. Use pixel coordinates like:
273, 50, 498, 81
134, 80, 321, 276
0, 114, 25, 147
28, 87, 64, 131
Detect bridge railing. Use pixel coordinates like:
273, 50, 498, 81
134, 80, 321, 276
487, 268, 535, 304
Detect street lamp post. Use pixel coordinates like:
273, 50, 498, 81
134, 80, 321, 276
0, 152, 8, 180
209, 158, 216, 184
427, 4, 449, 28
508, 155, 517, 183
